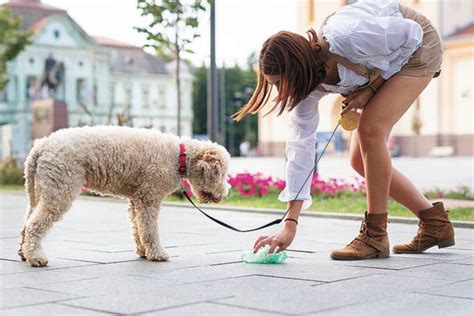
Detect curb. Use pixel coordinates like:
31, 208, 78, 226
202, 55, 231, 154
2, 190, 472, 229
161, 201, 474, 229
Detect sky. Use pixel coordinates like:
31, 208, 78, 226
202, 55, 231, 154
3, 0, 298, 67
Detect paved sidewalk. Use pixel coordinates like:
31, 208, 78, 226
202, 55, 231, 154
1, 192, 473, 315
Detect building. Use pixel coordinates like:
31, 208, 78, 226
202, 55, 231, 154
258, 0, 473, 156
0, 0, 193, 161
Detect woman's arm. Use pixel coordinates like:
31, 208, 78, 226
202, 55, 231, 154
341, 76, 386, 115
253, 91, 325, 254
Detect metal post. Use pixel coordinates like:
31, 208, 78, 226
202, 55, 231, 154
208, 0, 218, 142
219, 63, 226, 145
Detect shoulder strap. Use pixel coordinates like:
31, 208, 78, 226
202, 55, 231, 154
316, 12, 381, 91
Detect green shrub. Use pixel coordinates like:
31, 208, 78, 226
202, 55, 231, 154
424, 185, 474, 200
0, 157, 23, 185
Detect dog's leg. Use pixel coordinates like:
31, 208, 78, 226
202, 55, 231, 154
19, 176, 42, 260
128, 200, 146, 258
135, 201, 169, 262
22, 175, 81, 267
22, 198, 69, 267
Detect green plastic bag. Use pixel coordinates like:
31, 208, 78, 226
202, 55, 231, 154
241, 245, 288, 264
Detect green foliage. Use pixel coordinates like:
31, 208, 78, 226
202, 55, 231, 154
424, 186, 474, 200
192, 62, 207, 134
0, 157, 23, 185
164, 191, 474, 221
136, 0, 208, 135
136, 0, 207, 59
192, 61, 258, 155
0, 8, 31, 91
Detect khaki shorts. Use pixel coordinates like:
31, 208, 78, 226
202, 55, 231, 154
398, 5, 443, 78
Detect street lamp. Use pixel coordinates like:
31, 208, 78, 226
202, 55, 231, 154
208, 0, 218, 142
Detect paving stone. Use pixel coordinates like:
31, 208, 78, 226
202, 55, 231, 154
451, 241, 474, 251
450, 256, 474, 265
329, 254, 440, 270
1, 192, 472, 315
30, 274, 177, 297
0, 258, 100, 275
419, 279, 474, 299
316, 293, 474, 316
2, 303, 108, 315
384, 262, 474, 281
390, 248, 473, 262
216, 274, 451, 314
65, 275, 318, 314
1, 270, 99, 290
0, 287, 79, 309
143, 302, 277, 315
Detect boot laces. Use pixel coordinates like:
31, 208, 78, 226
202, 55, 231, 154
348, 219, 368, 248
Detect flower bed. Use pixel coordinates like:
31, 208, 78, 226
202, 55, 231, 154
174, 172, 367, 200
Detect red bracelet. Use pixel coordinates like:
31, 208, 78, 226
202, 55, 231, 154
285, 218, 298, 225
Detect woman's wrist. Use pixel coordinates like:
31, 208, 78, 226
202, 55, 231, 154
284, 219, 298, 232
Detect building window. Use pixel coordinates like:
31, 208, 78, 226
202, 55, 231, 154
157, 87, 166, 108
76, 79, 88, 104
124, 86, 132, 112
29, 58, 34, 64
93, 83, 98, 107
26, 76, 38, 101
78, 61, 84, 67
142, 87, 149, 108
53, 29, 60, 39
0, 89, 7, 103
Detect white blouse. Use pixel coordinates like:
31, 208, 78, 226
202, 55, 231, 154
278, 0, 423, 209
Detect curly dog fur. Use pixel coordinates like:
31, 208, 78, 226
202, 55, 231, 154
18, 126, 230, 267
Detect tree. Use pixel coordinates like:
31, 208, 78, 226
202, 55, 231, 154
192, 60, 257, 156
192, 62, 207, 134
136, 0, 208, 136
0, 8, 31, 91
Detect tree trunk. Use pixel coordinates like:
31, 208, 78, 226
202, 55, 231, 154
176, 38, 181, 136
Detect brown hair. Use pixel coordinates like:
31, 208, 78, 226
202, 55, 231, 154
233, 29, 326, 121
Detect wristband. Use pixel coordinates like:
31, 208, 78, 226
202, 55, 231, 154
368, 84, 377, 93
285, 218, 298, 225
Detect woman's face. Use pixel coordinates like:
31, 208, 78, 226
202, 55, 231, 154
264, 74, 281, 90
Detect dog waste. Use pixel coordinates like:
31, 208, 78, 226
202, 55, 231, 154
338, 110, 360, 131
241, 245, 288, 264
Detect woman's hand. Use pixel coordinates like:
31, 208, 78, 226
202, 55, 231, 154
253, 222, 297, 254
341, 87, 375, 115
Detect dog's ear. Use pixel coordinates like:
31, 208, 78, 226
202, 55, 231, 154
193, 149, 222, 182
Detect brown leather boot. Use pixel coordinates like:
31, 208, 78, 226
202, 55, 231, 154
393, 202, 455, 254
330, 212, 389, 260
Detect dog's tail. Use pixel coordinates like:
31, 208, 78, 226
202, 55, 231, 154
24, 138, 45, 211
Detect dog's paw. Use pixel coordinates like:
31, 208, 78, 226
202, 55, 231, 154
146, 248, 170, 262
136, 248, 147, 258
25, 247, 49, 267
27, 256, 49, 267
17, 247, 26, 261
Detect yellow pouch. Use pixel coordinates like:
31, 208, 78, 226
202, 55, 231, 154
338, 111, 360, 131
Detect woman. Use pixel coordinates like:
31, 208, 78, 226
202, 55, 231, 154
233, 0, 455, 260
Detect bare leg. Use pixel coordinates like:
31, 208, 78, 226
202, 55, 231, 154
128, 200, 146, 258
350, 131, 432, 216
134, 200, 169, 261
357, 75, 433, 214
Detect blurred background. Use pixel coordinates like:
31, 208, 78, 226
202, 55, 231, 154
0, 0, 472, 192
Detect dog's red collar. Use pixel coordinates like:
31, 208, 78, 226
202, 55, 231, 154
178, 143, 187, 177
